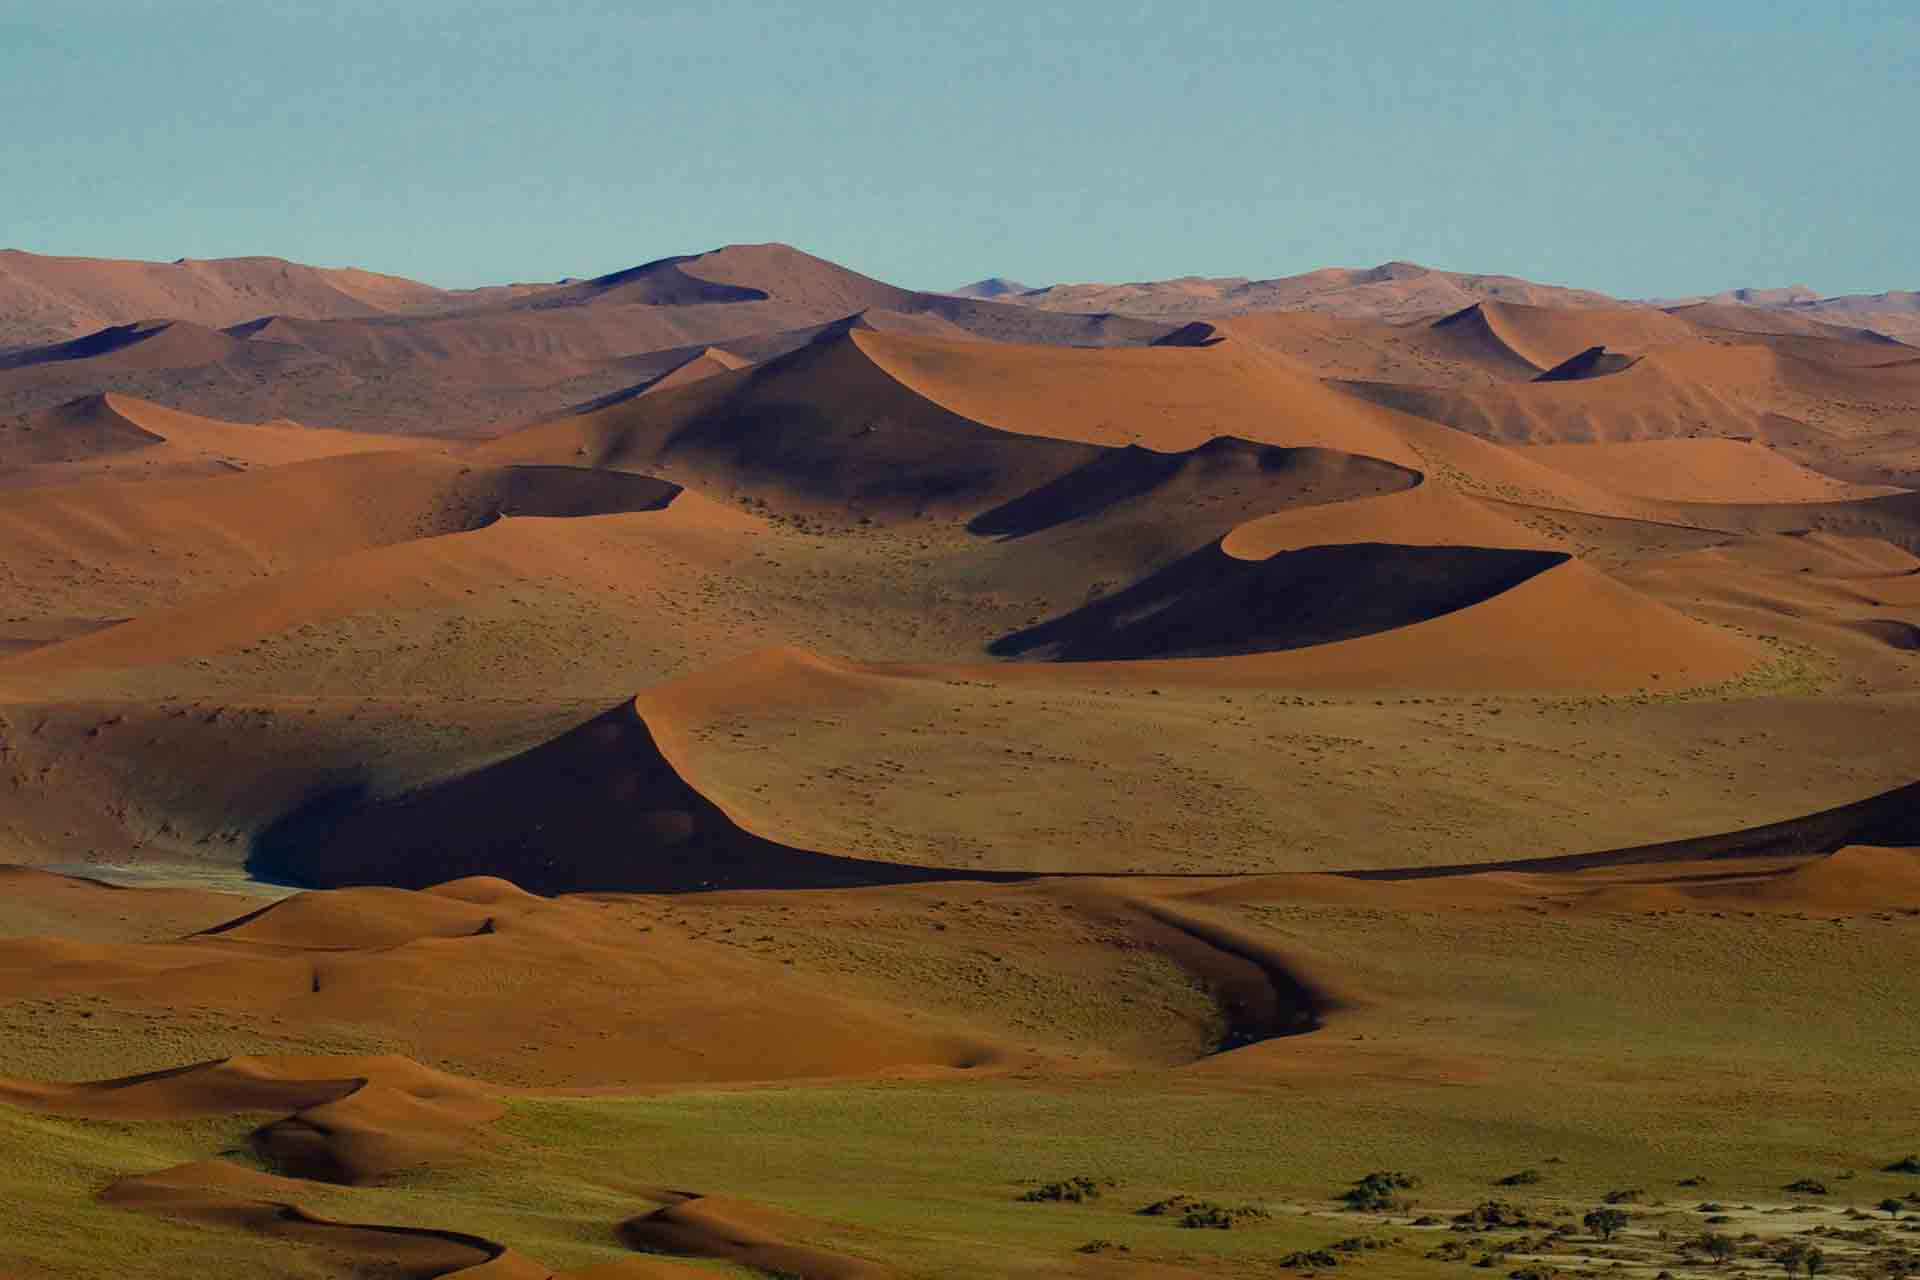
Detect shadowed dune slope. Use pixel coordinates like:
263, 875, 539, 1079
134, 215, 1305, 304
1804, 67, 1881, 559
922, 556, 1764, 693
252, 697, 1014, 894
480, 332, 1118, 519
991, 542, 1568, 661
1346, 777, 1920, 881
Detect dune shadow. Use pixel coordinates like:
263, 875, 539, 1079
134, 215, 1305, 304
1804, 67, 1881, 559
990, 541, 1568, 661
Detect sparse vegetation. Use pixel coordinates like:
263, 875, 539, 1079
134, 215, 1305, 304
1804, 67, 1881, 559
1019, 1175, 1114, 1203
1138, 1194, 1268, 1229
1497, 1168, 1545, 1187
1786, 1179, 1831, 1196
1342, 1170, 1421, 1212
1889, 1157, 1920, 1175
1455, 1201, 1548, 1230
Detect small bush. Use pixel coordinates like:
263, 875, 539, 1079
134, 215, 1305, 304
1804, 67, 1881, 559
1020, 1175, 1114, 1203
1341, 1170, 1421, 1212
1076, 1239, 1129, 1254
1785, 1179, 1830, 1196
1498, 1169, 1545, 1187
1604, 1189, 1645, 1205
1889, 1156, 1920, 1175
1678, 1176, 1708, 1188
1281, 1249, 1342, 1269
1182, 1203, 1269, 1230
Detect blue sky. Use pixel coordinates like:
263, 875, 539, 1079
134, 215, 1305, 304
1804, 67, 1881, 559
3, 0, 1912, 297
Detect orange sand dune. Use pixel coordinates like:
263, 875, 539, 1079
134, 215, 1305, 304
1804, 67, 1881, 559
0, 452, 681, 663
0, 392, 442, 484
847, 327, 1425, 463
908, 556, 1764, 693
1221, 482, 1562, 558
0, 882, 1013, 1085
0, 480, 721, 679
0, 865, 251, 942
1517, 437, 1904, 503
1445, 300, 1698, 373
635, 345, 748, 396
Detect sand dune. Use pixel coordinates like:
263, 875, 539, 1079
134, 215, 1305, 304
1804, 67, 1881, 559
1446, 300, 1697, 373
1517, 437, 1903, 503
252, 696, 1004, 895
0, 392, 441, 485
0, 250, 460, 348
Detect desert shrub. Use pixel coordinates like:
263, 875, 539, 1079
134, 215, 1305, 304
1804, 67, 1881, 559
1679, 1176, 1709, 1188
1456, 1202, 1548, 1230
1281, 1249, 1342, 1269
1585, 1209, 1632, 1240
1885, 1200, 1909, 1219
1428, 1241, 1471, 1262
1890, 1157, 1920, 1175
1786, 1179, 1831, 1196
1139, 1193, 1266, 1227
1020, 1175, 1114, 1203
1498, 1169, 1545, 1187
1342, 1170, 1420, 1212
1076, 1239, 1129, 1254
1604, 1189, 1645, 1205
1182, 1202, 1268, 1230
1333, 1234, 1398, 1253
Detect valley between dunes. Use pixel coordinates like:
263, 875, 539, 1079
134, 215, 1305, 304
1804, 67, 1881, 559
1, 244, 1917, 1279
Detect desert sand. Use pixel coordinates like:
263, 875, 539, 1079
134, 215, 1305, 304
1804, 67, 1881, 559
1, 241, 1916, 1279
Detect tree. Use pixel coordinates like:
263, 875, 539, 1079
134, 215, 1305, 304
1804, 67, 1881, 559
1882, 1197, 1907, 1218
1696, 1232, 1737, 1265
1778, 1241, 1826, 1280
1585, 1208, 1631, 1240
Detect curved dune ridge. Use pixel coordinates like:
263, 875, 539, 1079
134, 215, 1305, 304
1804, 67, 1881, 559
0, 453, 687, 674
0, 391, 442, 479
250, 695, 1011, 895
1438, 300, 1699, 375
990, 542, 1570, 661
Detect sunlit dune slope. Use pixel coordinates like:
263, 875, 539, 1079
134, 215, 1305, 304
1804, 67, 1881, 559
1516, 437, 1904, 503
0, 392, 442, 483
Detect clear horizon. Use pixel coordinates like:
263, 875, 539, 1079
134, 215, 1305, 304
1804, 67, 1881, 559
4, 0, 1913, 299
